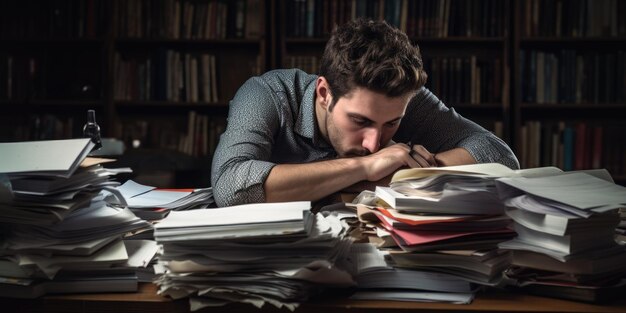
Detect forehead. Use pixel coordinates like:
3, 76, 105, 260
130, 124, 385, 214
336, 87, 410, 118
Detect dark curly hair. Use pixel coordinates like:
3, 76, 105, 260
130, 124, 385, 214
319, 18, 428, 110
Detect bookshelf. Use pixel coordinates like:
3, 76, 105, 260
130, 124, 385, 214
279, 0, 513, 143
512, 0, 626, 182
0, 0, 108, 141
0, 0, 267, 187
111, 0, 267, 173
2, 0, 625, 186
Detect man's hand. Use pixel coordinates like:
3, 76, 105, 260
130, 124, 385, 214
407, 143, 438, 168
360, 143, 436, 181
264, 144, 475, 203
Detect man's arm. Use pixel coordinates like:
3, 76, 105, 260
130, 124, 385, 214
395, 87, 520, 169
212, 72, 423, 206
434, 147, 476, 166
211, 76, 282, 207
264, 143, 422, 202
339, 146, 476, 194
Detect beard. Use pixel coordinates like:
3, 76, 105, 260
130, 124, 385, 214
325, 112, 369, 158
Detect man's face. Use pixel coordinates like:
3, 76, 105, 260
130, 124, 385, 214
325, 87, 411, 157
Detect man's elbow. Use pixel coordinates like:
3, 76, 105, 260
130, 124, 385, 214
212, 181, 264, 207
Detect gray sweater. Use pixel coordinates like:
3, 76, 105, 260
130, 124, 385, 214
211, 69, 519, 207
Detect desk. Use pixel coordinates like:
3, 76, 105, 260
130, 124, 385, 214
1, 283, 626, 313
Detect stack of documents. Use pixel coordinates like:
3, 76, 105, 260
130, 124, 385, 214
356, 164, 558, 287
0, 139, 151, 297
114, 180, 214, 220
355, 203, 513, 287
496, 170, 626, 302
345, 243, 477, 304
0, 139, 129, 225
377, 163, 563, 215
153, 201, 354, 310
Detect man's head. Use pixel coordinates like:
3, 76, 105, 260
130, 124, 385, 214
319, 18, 428, 109
315, 19, 427, 157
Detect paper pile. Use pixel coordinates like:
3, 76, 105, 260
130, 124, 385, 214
154, 201, 354, 310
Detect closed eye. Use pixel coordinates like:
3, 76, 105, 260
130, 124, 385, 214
385, 118, 402, 128
385, 120, 400, 127
350, 117, 372, 127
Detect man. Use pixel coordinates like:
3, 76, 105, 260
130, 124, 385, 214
211, 19, 519, 207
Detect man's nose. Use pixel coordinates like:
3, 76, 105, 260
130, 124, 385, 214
362, 128, 381, 154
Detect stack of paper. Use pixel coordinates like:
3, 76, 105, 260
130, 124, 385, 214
344, 243, 476, 304
355, 203, 513, 286
0, 139, 94, 178
496, 171, 626, 302
0, 139, 152, 297
153, 201, 354, 310
114, 180, 214, 220
377, 163, 562, 215
354, 164, 555, 288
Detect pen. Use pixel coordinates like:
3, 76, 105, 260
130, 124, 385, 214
407, 141, 438, 167
407, 141, 418, 161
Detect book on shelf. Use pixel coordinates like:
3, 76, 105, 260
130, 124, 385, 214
522, 0, 626, 37
286, 0, 506, 38
118, 112, 224, 157
115, 51, 219, 103
286, 55, 319, 74
0, 0, 105, 39
520, 50, 626, 104
424, 55, 502, 105
116, 0, 264, 39
519, 121, 614, 174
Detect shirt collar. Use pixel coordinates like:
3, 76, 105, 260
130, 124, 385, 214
294, 75, 334, 151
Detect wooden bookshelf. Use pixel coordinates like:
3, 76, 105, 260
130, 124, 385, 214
0, 0, 108, 143
2, 0, 626, 185
512, 0, 626, 182
0, 0, 267, 187
278, 0, 513, 142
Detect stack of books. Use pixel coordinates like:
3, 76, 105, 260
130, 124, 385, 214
496, 170, 626, 302
153, 201, 353, 310
0, 139, 152, 298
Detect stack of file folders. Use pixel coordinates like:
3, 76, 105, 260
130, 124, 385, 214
153, 201, 354, 310
0, 139, 152, 298
496, 170, 626, 303
360, 163, 561, 290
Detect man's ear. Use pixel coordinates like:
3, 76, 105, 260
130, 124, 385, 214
316, 76, 331, 110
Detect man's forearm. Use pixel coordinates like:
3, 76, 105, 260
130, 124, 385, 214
434, 147, 476, 166
263, 146, 476, 203
264, 158, 368, 203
